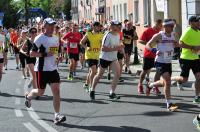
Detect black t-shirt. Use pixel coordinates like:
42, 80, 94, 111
123, 27, 136, 45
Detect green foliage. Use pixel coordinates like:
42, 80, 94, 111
0, 0, 71, 28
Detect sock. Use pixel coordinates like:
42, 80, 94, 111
55, 113, 60, 118
166, 99, 172, 106
110, 90, 114, 95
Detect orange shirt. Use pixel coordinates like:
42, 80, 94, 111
10, 32, 19, 46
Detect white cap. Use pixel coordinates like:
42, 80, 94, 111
110, 20, 121, 25
43, 18, 56, 25
21, 29, 28, 33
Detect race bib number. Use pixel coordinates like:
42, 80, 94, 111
164, 51, 172, 60
92, 48, 100, 53
49, 47, 59, 58
70, 43, 77, 48
123, 38, 132, 44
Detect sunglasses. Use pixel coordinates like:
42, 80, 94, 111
31, 31, 37, 34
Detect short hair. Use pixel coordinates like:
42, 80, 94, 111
29, 27, 37, 33
155, 19, 163, 25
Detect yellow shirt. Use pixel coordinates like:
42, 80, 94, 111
85, 32, 103, 60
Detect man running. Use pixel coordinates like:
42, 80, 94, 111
137, 19, 163, 95
80, 22, 103, 92
62, 24, 82, 80
171, 16, 200, 103
90, 20, 124, 100
123, 21, 138, 74
25, 18, 66, 124
146, 19, 179, 111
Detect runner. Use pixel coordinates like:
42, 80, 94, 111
80, 21, 103, 92
137, 19, 163, 95
21, 27, 37, 89
62, 24, 82, 80
0, 26, 5, 85
171, 16, 200, 103
18, 29, 30, 79
123, 21, 138, 74
10, 29, 20, 69
146, 19, 179, 111
25, 18, 66, 124
90, 20, 124, 100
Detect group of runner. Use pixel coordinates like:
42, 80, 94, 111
0, 16, 200, 129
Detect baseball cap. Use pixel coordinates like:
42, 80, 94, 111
110, 20, 121, 25
21, 29, 28, 33
189, 16, 199, 22
43, 18, 56, 25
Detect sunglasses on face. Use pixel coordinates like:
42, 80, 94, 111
31, 31, 37, 34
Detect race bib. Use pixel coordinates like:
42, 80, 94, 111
164, 51, 172, 60
70, 43, 77, 48
92, 48, 100, 53
123, 38, 132, 44
49, 46, 59, 58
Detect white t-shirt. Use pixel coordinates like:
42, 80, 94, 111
34, 34, 59, 71
100, 32, 120, 61
0, 34, 5, 58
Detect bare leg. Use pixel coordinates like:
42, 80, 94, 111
110, 60, 121, 93
91, 66, 105, 91
50, 83, 60, 113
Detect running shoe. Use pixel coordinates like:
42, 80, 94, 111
54, 114, 66, 125
177, 83, 184, 91
90, 91, 95, 100
138, 85, 144, 94
128, 70, 132, 74
193, 97, 200, 104
125, 67, 128, 73
167, 103, 178, 112
67, 74, 73, 81
25, 93, 31, 108
119, 77, 124, 82
193, 115, 200, 131
83, 84, 90, 92
152, 87, 161, 95
107, 73, 111, 80
16, 66, 19, 70
109, 93, 120, 100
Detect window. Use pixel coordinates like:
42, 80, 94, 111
143, 0, 151, 25
134, 0, 139, 23
124, 3, 127, 20
113, 5, 115, 19
120, 4, 122, 21
116, 5, 119, 20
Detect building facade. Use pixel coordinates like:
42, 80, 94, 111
71, 0, 200, 34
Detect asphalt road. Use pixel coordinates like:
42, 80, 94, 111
0, 57, 199, 132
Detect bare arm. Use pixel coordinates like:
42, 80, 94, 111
146, 34, 161, 50
80, 34, 88, 49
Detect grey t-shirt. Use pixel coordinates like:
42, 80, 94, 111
100, 32, 120, 61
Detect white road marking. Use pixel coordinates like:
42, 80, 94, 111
15, 98, 21, 105
27, 107, 57, 132
24, 79, 58, 132
23, 122, 41, 132
15, 109, 24, 117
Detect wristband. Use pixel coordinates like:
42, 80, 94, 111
41, 52, 47, 57
151, 48, 157, 54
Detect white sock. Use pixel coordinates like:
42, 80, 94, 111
166, 99, 172, 105
149, 83, 155, 88
55, 113, 60, 118
110, 90, 114, 95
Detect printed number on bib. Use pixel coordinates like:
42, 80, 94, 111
49, 47, 59, 58
92, 48, 100, 52
123, 39, 132, 44
164, 51, 172, 60
70, 43, 77, 48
